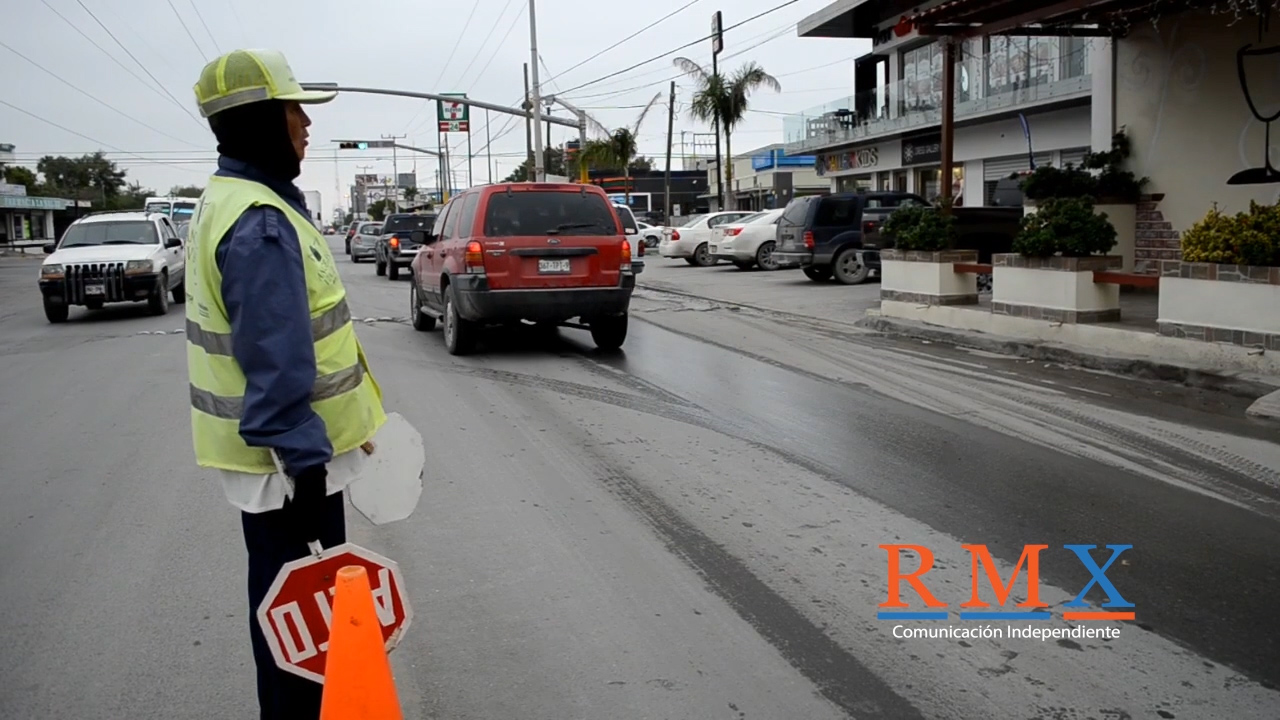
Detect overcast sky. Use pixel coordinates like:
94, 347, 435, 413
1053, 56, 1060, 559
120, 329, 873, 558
2, 0, 870, 218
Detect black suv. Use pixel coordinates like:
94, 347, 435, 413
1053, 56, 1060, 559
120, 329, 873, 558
774, 192, 926, 285
376, 213, 438, 280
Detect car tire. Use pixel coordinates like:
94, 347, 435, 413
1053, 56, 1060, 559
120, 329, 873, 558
171, 279, 185, 304
388, 262, 400, 280
410, 282, 436, 332
756, 241, 780, 271
732, 260, 755, 270
375, 256, 386, 276
45, 299, 69, 323
684, 257, 699, 266
832, 248, 871, 285
693, 242, 717, 267
803, 265, 833, 282
589, 314, 627, 351
148, 273, 170, 315
442, 284, 477, 356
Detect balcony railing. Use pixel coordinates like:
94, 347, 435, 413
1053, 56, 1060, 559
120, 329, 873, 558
783, 47, 1092, 155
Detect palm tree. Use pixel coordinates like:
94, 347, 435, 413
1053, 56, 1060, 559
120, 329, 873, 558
578, 92, 664, 203
672, 59, 780, 210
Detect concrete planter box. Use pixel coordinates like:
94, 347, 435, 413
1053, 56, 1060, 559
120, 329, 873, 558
880, 249, 980, 306
991, 254, 1122, 323
1094, 202, 1137, 273
1157, 261, 1280, 350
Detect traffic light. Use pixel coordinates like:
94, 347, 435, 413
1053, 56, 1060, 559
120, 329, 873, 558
338, 141, 369, 150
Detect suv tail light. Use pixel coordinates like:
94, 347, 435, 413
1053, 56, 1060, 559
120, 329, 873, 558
863, 221, 876, 233
621, 239, 632, 265
637, 239, 645, 257
463, 240, 484, 270
803, 231, 815, 249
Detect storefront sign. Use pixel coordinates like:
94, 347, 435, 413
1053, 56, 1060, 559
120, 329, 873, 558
0, 195, 72, 210
902, 133, 942, 166
816, 147, 879, 177
0, 182, 27, 196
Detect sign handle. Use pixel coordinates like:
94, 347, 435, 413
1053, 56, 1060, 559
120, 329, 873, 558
308, 540, 323, 557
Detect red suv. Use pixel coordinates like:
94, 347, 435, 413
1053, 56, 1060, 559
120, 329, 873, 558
409, 183, 636, 355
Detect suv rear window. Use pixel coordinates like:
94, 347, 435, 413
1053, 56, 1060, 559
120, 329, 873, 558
382, 214, 437, 233
484, 191, 617, 237
814, 197, 857, 227
780, 197, 815, 225
61, 220, 157, 248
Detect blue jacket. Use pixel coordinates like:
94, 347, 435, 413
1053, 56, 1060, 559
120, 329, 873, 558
213, 156, 332, 478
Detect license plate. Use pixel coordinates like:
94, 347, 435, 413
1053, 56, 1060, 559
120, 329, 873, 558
85, 284, 105, 296
538, 259, 571, 274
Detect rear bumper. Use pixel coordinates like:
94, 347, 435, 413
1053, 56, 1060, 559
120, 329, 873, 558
773, 250, 812, 268
389, 249, 420, 266
452, 272, 636, 323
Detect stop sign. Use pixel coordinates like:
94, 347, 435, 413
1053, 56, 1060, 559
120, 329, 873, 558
256, 542, 412, 684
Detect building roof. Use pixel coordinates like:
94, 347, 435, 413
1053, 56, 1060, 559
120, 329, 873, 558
913, 0, 1219, 36
797, 0, 882, 38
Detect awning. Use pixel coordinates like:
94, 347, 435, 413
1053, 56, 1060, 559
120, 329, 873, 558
913, 0, 1219, 36
0, 194, 74, 211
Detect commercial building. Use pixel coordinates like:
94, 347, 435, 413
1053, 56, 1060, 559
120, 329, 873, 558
703, 143, 827, 212
0, 182, 73, 248
785, 0, 1096, 206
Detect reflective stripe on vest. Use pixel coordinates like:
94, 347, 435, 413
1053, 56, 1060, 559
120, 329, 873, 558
185, 174, 386, 474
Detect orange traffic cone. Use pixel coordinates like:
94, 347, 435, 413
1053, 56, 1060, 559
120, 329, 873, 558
320, 566, 404, 720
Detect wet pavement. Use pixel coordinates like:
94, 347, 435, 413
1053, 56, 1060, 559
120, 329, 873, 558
1, 244, 1278, 719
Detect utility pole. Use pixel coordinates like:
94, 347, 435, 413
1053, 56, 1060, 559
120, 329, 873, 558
523, 63, 534, 181
664, 81, 675, 221
333, 147, 341, 217
382, 133, 406, 210
486, 108, 493, 183
467, 126, 474, 189
545, 113, 552, 178
528, 0, 545, 181
356, 164, 374, 219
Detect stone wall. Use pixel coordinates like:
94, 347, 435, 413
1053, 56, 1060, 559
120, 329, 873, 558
1134, 194, 1179, 275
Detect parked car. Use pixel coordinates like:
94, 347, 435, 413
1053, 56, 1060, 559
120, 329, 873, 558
38, 211, 186, 323
611, 203, 646, 272
409, 182, 636, 355
636, 221, 663, 248
708, 208, 786, 270
349, 221, 382, 263
773, 192, 925, 284
376, 213, 438, 280
657, 211, 756, 266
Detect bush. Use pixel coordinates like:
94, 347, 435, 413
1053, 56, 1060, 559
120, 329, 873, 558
1018, 164, 1096, 201
1018, 128, 1148, 203
1181, 201, 1280, 267
1012, 197, 1118, 257
880, 201, 957, 252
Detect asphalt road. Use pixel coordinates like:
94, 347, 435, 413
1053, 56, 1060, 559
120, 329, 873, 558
1, 241, 1278, 719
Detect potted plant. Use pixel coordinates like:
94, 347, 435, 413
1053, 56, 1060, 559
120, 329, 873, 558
992, 197, 1123, 323
1081, 129, 1147, 272
879, 200, 980, 306
1158, 201, 1280, 347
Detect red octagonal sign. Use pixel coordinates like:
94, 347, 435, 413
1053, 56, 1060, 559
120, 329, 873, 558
256, 542, 411, 684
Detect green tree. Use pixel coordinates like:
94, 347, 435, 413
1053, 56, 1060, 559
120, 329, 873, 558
109, 181, 154, 211
402, 185, 418, 204
578, 93, 663, 204
629, 156, 654, 173
501, 147, 568, 183
672, 58, 780, 209
344, 212, 354, 225
1, 165, 39, 193
36, 152, 128, 205
169, 185, 204, 198
368, 199, 392, 221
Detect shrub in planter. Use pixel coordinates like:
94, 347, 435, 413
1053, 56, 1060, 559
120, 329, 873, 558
1017, 129, 1149, 203
1181, 201, 1280, 267
881, 200, 958, 251
1012, 197, 1118, 257
1017, 164, 1096, 201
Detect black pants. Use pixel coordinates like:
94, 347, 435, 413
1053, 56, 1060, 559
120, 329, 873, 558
241, 491, 347, 720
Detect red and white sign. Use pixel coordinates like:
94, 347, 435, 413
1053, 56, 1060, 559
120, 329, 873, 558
256, 543, 412, 684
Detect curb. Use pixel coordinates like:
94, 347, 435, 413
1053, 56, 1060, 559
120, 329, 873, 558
858, 314, 1280, 401
1246, 389, 1280, 420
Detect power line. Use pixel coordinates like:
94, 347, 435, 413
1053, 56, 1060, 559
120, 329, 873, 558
0, 39, 204, 149
71, 0, 206, 130
0, 99, 208, 175
188, 0, 221, 55
37, 0, 200, 126
466, 7, 528, 89
552, 0, 804, 97
402, 2, 483, 133
167, 0, 208, 61
539, 0, 704, 87
451, 0, 517, 89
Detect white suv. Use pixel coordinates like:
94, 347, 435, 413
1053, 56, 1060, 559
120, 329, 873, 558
39, 211, 186, 323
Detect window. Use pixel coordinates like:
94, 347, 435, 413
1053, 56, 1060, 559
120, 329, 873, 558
456, 194, 480, 237
901, 42, 941, 112
813, 198, 856, 227
359, 223, 381, 235
483, 190, 616, 237
780, 197, 815, 225
382, 214, 437, 234
439, 200, 462, 239
614, 205, 638, 233
60, 221, 159, 248
678, 214, 709, 228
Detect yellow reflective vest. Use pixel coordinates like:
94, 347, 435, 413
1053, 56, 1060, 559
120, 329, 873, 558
186, 175, 385, 474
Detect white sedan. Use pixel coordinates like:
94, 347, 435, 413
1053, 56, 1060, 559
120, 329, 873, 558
708, 208, 785, 270
635, 221, 664, 248
657, 211, 757, 266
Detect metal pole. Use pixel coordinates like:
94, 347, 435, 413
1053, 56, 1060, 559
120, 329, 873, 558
711, 53, 722, 210
664, 81, 675, 221
523, 64, 534, 181
528, 0, 545, 181
443, 135, 452, 197
940, 37, 956, 211
486, 108, 493, 184
467, 129, 473, 189
333, 148, 340, 217
545, 117, 552, 177
578, 113, 588, 183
